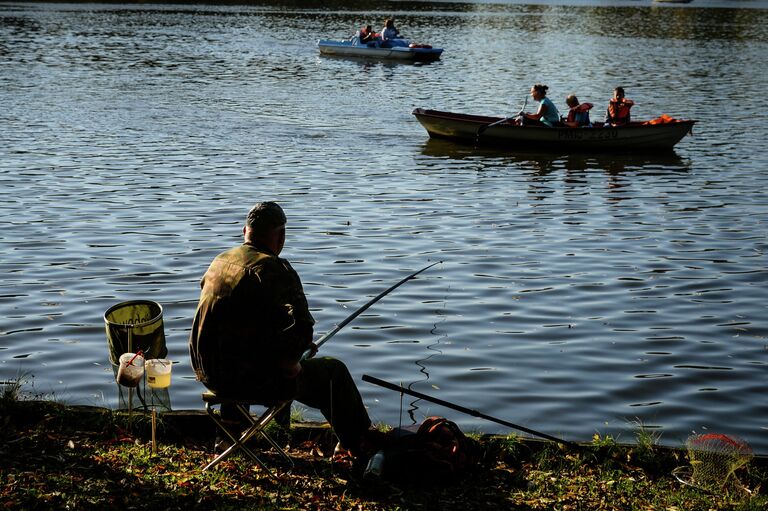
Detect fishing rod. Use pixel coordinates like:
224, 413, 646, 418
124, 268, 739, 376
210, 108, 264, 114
362, 374, 580, 449
303, 261, 442, 359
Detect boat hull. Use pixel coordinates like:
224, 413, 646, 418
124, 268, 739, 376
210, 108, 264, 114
318, 40, 443, 61
412, 108, 696, 152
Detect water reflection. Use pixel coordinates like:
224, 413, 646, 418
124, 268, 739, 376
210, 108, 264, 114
416, 137, 694, 207
419, 138, 691, 175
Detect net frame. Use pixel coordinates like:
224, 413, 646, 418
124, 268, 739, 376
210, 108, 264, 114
104, 300, 167, 365
674, 433, 753, 493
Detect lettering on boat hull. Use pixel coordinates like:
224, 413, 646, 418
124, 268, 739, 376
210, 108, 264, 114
557, 129, 619, 141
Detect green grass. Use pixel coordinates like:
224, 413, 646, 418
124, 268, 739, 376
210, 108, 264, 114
1, 390, 766, 511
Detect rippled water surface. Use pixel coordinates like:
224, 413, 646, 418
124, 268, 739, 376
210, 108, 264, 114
1, 0, 767, 452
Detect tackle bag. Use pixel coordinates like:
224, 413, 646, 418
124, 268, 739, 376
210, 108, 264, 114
371, 416, 480, 484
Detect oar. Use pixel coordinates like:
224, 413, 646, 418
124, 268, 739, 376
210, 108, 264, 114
476, 97, 528, 136
303, 261, 442, 359
362, 374, 580, 449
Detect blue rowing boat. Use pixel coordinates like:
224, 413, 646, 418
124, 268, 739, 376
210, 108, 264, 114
317, 38, 443, 62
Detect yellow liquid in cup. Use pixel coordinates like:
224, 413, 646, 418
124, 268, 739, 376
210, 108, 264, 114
146, 359, 172, 388
147, 371, 171, 388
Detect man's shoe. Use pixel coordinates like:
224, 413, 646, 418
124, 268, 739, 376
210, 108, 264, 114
331, 442, 356, 472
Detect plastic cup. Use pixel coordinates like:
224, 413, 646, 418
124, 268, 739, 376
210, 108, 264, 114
116, 352, 145, 388
145, 359, 172, 388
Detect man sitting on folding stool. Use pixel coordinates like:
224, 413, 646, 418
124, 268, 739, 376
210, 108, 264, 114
189, 201, 374, 472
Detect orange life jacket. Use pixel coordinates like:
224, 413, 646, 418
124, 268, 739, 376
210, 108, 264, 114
360, 28, 377, 42
567, 102, 593, 124
643, 114, 678, 125
607, 99, 634, 124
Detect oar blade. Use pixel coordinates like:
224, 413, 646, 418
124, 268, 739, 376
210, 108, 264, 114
477, 119, 501, 136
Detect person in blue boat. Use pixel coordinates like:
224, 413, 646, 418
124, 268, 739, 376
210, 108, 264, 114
562, 94, 594, 127
359, 24, 378, 45
521, 84, 561, 127
380, 18, 405, 47
189, 201, 382, 469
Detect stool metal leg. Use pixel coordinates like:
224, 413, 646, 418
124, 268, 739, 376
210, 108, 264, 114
203, 400, 293, 477
235, 402, 293, 466
203, 402, 272, 474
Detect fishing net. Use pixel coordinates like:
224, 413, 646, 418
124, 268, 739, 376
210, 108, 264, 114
104, 300, 167, 365
673, 433, 753, 493
105, 300, 170, 411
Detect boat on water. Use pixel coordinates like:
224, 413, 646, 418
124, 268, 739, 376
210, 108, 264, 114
317, 38, 443, 62
412, 108, 697, 152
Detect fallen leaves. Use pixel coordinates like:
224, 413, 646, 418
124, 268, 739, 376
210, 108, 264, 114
2, 398, 766, 511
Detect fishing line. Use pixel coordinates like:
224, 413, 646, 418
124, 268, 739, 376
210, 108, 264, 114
364, 374, 579, 449
404, 279, 450, 425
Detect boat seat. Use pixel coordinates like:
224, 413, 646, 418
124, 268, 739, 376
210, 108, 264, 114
201, 391, 293, 477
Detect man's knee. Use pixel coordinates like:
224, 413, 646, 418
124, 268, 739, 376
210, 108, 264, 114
304, 356, 349, 377
323, 357, 350, 377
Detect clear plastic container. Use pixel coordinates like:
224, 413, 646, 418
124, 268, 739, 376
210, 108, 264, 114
116, 352, 145, 388
145, 359, 172, 388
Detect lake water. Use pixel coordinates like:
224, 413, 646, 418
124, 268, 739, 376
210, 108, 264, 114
1, 0, 766, 453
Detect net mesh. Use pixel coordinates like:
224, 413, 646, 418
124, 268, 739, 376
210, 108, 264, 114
684, 433, 753, 490
104, 300, 167, 365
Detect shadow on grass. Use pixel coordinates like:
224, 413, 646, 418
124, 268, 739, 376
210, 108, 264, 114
1, 396, 766, 511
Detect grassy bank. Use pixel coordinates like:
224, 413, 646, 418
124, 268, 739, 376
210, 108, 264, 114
1, 384, 766, 510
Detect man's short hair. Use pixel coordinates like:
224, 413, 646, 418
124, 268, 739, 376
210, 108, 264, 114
246, 202, 286, 234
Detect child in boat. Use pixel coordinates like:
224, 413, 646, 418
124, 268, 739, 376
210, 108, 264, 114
359, 25, 378, 44
521, 84, 560, 127
604, 87, 634, 126
563, 95, 593, 127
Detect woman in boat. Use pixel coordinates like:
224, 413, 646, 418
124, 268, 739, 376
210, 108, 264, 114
604, 87, 634, 126
562, 94, 594, 127
380, 18, 403, 47
521, 84, 560, 127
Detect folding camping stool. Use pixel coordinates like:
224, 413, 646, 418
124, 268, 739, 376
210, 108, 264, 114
202, 391, 294, 477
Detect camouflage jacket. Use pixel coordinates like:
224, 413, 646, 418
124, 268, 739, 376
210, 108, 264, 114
188, 242, 315, 399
